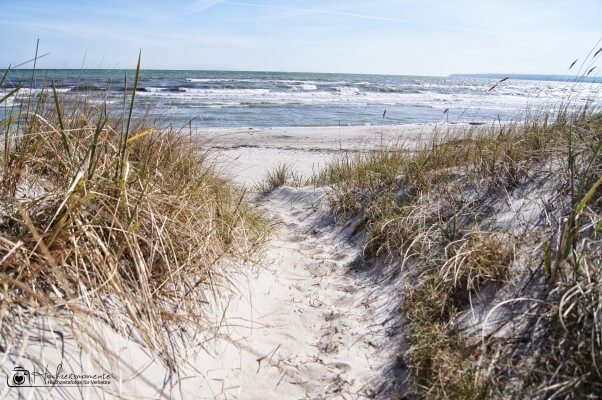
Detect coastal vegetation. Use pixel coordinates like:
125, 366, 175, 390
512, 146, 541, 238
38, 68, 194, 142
0, 56, 268, 369
313, 108, 602, 398
254, 162, 302, 193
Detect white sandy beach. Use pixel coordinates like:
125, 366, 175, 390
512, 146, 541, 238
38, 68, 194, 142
4, 124, 442, 399
202, 123, 464, 185
4, 189, 404, 400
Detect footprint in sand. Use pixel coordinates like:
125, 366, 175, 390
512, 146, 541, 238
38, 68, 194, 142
332, 251, 349, 261
328, 362, 351, 373
318, 326, 342, 353
287, 234, 306, 243
324, 311, 342, 322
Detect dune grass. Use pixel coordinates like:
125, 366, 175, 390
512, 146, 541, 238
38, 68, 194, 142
0, 58, 268, 372
314, 109, 602, 398
254, 162, 303, 194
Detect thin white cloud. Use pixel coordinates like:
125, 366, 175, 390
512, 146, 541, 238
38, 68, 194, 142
223, 1, 490, 34
227, 1, 414, 23
190, 0, 226, 13
0, 17, 262, 49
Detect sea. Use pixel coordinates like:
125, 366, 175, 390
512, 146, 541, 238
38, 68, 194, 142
1, 70, 599, 128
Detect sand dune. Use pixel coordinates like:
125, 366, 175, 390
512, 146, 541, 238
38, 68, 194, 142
4, 177, 404, 400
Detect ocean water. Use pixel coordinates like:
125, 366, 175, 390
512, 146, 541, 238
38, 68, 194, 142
1, 70, 599, 128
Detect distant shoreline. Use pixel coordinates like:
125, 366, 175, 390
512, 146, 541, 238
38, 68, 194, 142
7, 68, 600, 84
450, 73, 602, 83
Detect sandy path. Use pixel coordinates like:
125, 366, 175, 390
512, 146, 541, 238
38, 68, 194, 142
3, 170, 403, 400
6, 186, 400, 399
195, 186, 399, 399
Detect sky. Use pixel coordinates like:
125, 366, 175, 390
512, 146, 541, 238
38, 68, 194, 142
0, 0, 600, 76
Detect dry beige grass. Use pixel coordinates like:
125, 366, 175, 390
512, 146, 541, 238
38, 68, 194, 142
0, 63, 268, 373
315, 109, 602, 399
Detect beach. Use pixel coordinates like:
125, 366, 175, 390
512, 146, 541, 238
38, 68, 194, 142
2, 1, 600, 397
2, 143, 408, 400
2, 76, 600, 399
203, 123, 454, 185
2, 124, 442, 400
6, 111, 601, 398
2, 73, 600, 398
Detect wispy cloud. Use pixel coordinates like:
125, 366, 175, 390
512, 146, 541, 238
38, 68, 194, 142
227, 1, 414, 23
0, 17, 262, 49
190, 0, 226, 13
223, 1, 490, 34
2, 0, 598, 74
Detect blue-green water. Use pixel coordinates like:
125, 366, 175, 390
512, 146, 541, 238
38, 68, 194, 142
2, 70, 598, 128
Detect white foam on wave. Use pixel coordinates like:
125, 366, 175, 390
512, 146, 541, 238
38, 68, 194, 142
276, 79, 348, 85
186, 78, 221, 83
143, 87, 164, 93
0, 87, 70, 106
18, 87, 70, 95
139, 86, 593, 110
183, 88, 271, 95
290, 84, 318, 91
185, 77, 350, 87
138, 88, 271, 96
95, 77, 599, 116
334, 86, 361, 95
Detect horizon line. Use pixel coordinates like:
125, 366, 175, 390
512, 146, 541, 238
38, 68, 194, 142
5, 67, 600, 81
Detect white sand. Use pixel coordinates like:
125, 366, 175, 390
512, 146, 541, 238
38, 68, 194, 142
201, 124, 463, 185
4, 187, 402, 399
4, 125, 440, 399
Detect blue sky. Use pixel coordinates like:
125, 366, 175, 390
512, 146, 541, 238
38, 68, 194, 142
0, 0, 600, 75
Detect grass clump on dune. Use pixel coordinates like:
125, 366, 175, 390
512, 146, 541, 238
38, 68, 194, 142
315, 108, 602, 399
0, 58, 268, 372
255, 162, 303, 193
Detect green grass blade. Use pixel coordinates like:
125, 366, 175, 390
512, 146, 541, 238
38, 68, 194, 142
3, 112, 13, 172
576, 173, 602, 214
0, 86, 21, 105
0, 114, 16, 128
24, 39, 39, 126
51, 80, 72, 163
26, 87, 45, 138
118, 51, 141, 181
125, 51, 141, 139
51, 80, 65, 132
87, 102, 106, 177
0, 65, 11, 88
